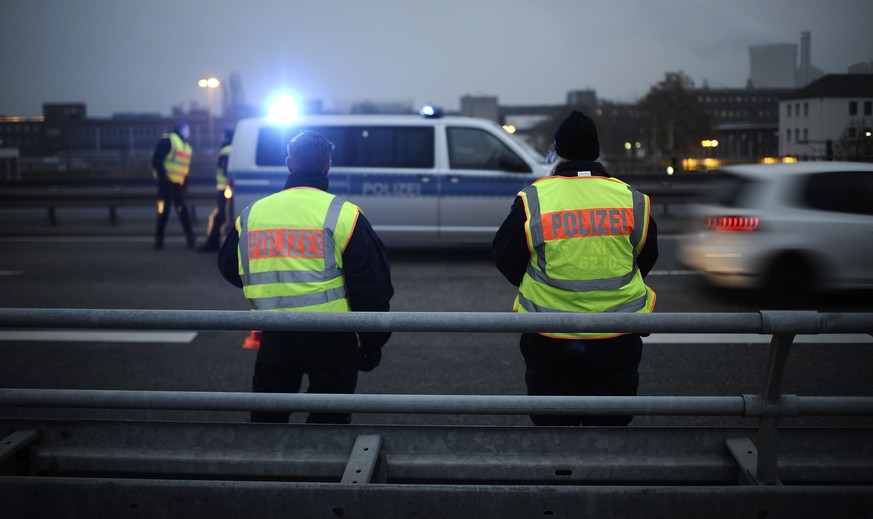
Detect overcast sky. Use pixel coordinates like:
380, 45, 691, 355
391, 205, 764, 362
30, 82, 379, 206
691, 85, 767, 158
2, 0, 871, 118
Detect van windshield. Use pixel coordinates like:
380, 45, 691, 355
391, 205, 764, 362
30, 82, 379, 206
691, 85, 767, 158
256, 126, 434, 168
508, 133, 547, 164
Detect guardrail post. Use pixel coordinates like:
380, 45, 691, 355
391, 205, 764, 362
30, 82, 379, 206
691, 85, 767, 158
341, 434, 385, 484
755, 332, 795, 485
0, 429, 40, 476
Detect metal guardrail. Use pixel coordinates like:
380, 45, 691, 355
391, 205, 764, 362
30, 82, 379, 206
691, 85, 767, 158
0, 174, 707, 225
0, 185, 216, 226
1, 308, 871, 517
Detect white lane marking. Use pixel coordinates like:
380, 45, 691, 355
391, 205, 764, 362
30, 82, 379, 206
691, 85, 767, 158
0, 237, 158, 243
646, 333, 873, 344
0, 330, 197, 343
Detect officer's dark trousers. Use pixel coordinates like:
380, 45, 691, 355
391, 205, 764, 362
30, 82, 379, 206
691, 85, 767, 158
155, 181, 194, 247
203, 190, 227, 247
520, 332, 643, 427
251, 330, 359, 424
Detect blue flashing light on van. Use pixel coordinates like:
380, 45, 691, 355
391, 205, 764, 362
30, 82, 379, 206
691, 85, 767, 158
419, 105, 443, 118
266, 94, 301, 125
227, 114, 550, 246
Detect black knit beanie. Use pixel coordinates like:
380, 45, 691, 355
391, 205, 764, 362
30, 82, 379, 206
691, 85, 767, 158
553, 111, 600, 161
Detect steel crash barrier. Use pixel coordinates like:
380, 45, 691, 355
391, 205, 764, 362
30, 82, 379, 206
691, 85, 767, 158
0, 174, 705, 226
0, 309, 871, 518
0, 186, 217, 226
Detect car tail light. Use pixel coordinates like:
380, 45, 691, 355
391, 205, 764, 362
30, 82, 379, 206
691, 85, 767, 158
705, 216, 760, 232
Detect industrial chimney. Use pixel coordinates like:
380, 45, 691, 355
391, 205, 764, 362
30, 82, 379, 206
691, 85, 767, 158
798, 31, 811, 87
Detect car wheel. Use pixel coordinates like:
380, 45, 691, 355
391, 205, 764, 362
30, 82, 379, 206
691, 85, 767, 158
762, 253, 817, 308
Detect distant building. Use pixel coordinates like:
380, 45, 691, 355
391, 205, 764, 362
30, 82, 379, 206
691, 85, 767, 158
749, 32, 824, 89
849, 60, 873, 75
779, 74, 873, 159
460, 95, 500, 122
749, 44, 797, 88
566, 90, 598, 108
0, 116, 44, 156
348, 100, 415, 114
697, 87, 792, 159
43, 103, 87, 122
0, 103, 238, 159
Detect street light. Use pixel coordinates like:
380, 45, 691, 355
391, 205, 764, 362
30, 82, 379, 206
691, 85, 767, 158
701, 139, 719, 159
198, 77, 220, 150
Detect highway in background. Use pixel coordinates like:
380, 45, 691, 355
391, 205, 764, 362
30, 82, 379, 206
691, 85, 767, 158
0, 207, 871, 427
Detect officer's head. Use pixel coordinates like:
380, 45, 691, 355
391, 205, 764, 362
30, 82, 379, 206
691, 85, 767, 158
222, 128, 234, 146
174, 122, 190, 141
549, 111, 600, 165
286, 130, 334, 175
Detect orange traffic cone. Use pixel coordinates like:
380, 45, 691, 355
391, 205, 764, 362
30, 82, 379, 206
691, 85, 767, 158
242, 330, 261, 350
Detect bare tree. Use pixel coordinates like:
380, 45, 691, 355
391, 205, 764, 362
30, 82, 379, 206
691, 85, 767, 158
638, 72, 712, 161
837, 125, 873, 161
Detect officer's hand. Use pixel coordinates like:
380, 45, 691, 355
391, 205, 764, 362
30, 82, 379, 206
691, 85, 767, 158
357, 348, 382, 372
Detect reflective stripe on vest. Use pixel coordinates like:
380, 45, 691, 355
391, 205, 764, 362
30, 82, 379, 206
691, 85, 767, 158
523, 180, 649, 292
216, 144, 231, 190
515, 175, 655, 339
517, 291, 649, 314
237, 188, 356, 312
160, 133, 192, 184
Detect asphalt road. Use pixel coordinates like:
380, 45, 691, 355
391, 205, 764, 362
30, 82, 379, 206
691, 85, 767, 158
1, 206, 871, 428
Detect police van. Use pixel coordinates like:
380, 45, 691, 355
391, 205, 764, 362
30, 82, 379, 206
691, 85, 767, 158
227, 112, 550, 246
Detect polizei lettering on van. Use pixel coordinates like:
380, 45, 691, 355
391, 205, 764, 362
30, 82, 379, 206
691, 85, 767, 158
247, 228, 325, 259
362, 181, 422, 196
542, 208, 633, 240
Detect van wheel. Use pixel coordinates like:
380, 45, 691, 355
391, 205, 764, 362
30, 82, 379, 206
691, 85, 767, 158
762, 253, 817, 308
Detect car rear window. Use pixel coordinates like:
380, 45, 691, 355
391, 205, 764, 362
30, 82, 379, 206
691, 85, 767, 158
701, 172, 763, 208
803, 171, 873, 216
256, 126, 434, 169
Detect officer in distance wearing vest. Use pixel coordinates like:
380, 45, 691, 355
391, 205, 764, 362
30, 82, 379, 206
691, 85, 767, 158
218, 130, 394, 424
152, 121, 196, 250
198, 128, 234, 252
493, 110, 659, 427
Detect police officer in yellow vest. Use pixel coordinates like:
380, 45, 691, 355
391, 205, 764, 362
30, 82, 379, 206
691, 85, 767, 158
198, 129, 233, 252
152, 121, 196, 250
493, 111, 659, 426
218, 130, 394, 424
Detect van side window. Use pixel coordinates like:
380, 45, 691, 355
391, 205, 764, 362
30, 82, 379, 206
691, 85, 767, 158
447, 127, 530, 173
345, 127, 434, 168
255, 126, 433, 168
256, 126, 296, 166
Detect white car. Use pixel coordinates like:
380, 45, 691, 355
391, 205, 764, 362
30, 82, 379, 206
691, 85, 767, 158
679, 162, 873, 302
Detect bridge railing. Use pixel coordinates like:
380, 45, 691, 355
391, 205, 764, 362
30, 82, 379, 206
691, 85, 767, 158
1, 308, 871, 516
0, 174, 707, 225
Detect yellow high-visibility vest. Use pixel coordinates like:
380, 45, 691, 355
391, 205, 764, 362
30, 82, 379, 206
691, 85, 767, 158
153, 132, 192, 184
514, 175, 656, 339
236, 187, 360, 312
216, 144, 231, 190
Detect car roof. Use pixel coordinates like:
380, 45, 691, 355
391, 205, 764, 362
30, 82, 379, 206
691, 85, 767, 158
717, 161, 873, 179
